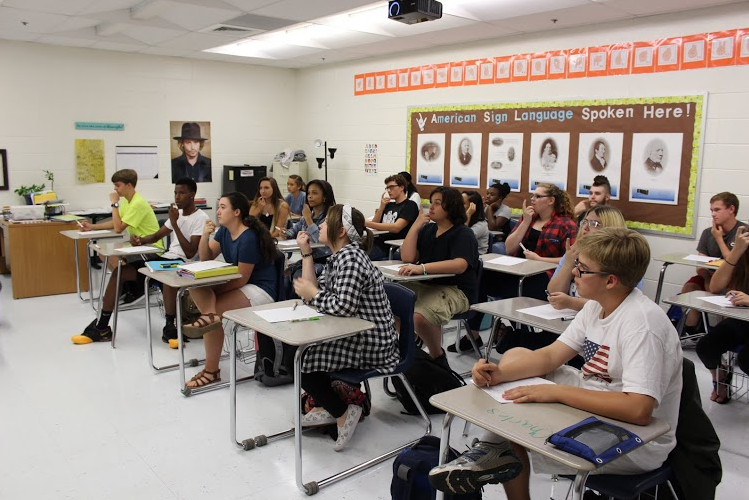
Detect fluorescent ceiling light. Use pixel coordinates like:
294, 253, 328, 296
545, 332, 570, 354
254, 24, 351, 49
96, 22, 129, 36
205, 40, 277, 59
131, 0, 171, 21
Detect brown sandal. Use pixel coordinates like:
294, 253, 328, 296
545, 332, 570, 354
182, 313, 221, 339
186, 369, 221, 388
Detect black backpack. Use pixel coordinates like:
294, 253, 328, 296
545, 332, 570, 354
254, 332, 297, 387
391, 435, 482, 500
391, 349, 466, 415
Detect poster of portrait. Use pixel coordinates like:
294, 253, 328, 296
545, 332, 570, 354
528, 133, 570, 191
415, 133, 445, 185
576, 133, 623, 199
629, 133, 683, 205
449, 133, 481, 188
485, 133, 523, 192
169, 121, 212, 183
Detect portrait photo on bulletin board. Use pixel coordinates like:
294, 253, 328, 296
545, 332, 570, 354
0, 149, 8, 190
169, 121, 212, 183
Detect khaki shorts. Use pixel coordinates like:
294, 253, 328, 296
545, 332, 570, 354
401, 282, 469, 326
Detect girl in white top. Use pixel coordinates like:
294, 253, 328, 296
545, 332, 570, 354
400, 170, 422, 208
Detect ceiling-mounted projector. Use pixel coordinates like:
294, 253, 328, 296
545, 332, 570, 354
388, 0, 442, 24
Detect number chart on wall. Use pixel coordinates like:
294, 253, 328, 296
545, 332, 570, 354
407, 95, 706, 237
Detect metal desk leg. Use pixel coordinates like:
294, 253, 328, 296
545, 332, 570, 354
88, 241, 98, 311
96, 256, 109, 321
73, 239, 83, 301
111, 259, 123, 348
435, 413, 455, 500
145, 284, 202, 373
571, 470, 590, 500
654, 262, 672, 305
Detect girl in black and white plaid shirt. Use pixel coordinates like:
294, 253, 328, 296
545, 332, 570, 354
294, 204, 398, 452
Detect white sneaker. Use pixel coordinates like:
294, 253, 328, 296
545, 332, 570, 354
301, 409, 336, 427
333, 405, 363, 452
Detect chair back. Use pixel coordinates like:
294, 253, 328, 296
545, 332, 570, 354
468, 258, 483, 306
384, 282, 417, 371
273, 251, 286, 301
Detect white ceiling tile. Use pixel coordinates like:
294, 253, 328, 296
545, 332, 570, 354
250, 0, 380, 22
0, 30, 42, 42
0, 6, 71, 33
160, 31, 246, 50
91, 40, 149, 52
79, 0, 143, 16
603, 0, 745, 16
221, 0, 286, 10
490, 2, 633, 32
36, 34, 98, 48
3, 0, 95, 16
352, 36, 438, 56
445, 0, 590, 22
49, 16, 101, 33
404, 21, 519, 47
156, 3, 242, 31
138, 45, 199, 58
120, 25, 185, 44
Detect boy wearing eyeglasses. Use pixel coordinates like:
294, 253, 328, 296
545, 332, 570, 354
365, 174, 419, 260
429, 228, 683, 499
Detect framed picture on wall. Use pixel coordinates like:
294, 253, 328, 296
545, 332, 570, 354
0, 149, 8, 190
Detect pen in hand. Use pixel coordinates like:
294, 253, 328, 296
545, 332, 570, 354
292, 301, 298, 311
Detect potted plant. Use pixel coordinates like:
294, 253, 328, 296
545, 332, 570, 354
43, 170, 55, 192
14, 183, 46, 205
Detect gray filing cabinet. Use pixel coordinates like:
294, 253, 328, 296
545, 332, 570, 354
272, 161, 308, 197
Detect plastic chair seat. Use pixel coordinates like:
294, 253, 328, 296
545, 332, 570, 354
562, 463, 675, 500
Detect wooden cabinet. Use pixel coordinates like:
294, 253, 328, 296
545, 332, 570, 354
0, 220, 89, 299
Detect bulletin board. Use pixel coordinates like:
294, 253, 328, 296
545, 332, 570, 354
407, 95, 706, 238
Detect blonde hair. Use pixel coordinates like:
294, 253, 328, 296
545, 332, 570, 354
577, 205, 626, 239
575, 227, 650, 289
537, 183, 573, 218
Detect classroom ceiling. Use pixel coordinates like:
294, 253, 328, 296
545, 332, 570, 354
1, 0, 746, 68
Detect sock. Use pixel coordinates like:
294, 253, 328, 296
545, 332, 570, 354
97, 311, 112, 329
165, 314, 176, 327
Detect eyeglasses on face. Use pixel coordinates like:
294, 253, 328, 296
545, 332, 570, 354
573, 258, 610, 277
580, 219, 603, 228
530, 194, 551, 200
385, 184, 400, 190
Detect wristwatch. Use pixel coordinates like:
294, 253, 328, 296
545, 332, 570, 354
111, 202, 119, 208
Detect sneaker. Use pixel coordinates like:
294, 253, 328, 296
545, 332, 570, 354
71, 320, 113, 344
428, 440, 523, 494
161, 323, 189, 344
301, 409, 336, 428
447, 334, 484, 353
333, 404, 363, 451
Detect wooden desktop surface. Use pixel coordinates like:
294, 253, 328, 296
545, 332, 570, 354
0, 219, 90, 299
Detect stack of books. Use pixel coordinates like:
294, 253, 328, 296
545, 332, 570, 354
177, 261, 239, 279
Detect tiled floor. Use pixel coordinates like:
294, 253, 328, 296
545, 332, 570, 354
0, 273, 746, 499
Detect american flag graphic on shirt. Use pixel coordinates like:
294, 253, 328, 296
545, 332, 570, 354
582, 338, 612, 383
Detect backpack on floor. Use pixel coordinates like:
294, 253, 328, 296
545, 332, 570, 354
254, 332, 297, 387
391, 349, 466, 415
391, 435, 482, 500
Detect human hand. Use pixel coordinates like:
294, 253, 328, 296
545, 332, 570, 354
733, 226, 749, 255
711, 223, 725, 241
296, 231, 311, 253
257, 197, 267, 209
522, 199, 534, 223
523, 249, 539, 260
564, 239, 579, 262
168, 203, 179, 225
502, 383, 560, 404
728, 290, 749, 307
301, 203, 311, 219
293, 277, 319, 301
381, 192, 391, 206
79, 221, 93, 232
472, 359, 500, 387
129, 235, 142, 246
109, 191, 120, 203
466, 202, 476, 218
397, 264, 422, 276
548, 292, 572, 310
203, 219, 216, 236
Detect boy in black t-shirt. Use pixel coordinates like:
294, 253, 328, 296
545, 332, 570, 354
366, 174, 419, 260
398, 187, 480, 367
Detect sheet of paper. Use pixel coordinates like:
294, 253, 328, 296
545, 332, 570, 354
180, 260, 231, 272
487, 256, 526, 266
683, 254, 717, 263
117, 245, 159, 254
697, 295, 736, 308
276, 240, 299, 248
254, 305, 324, 323
380, 264, 405, 272
77, 229, 113, 235
516, 303, 578, 320
474, 377, 556, 403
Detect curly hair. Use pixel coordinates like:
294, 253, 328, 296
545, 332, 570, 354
431, 186, 467, 226
537, 183, 573, 218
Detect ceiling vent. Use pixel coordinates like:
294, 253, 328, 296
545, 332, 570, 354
201, 24, 265, 35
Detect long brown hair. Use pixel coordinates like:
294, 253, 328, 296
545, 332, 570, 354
253, 177, 286, 229
222, 191, 277, 263
729, 250, 749, 293
537, 183, 573, 218
325, 204, 373, 253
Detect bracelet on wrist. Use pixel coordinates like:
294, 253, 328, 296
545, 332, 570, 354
421, 263, 427, 275
301, 252, 313, 258
724, 259, 736, 266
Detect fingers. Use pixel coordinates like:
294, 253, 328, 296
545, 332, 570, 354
739, 226, 746, 236
565, 239, 571, 252
522, 199, 527, 210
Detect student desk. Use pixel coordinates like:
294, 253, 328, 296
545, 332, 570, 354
0, 219, 90, 299
370, 229, 389, 236
137, 267, 243, 396
472, 296, 571, 359
60, 229, 123, 307
373, 260, 455, 282
430, 385, 671, 500
663, 290, 749, 323
222, 300, 374, 495
653, 253, 719, 304
90, 241, 163, 347
275, 240, 325, 253
480, 253, 558, 298
383, 238, 405, 259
